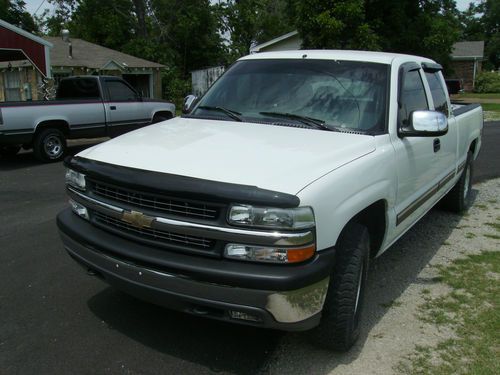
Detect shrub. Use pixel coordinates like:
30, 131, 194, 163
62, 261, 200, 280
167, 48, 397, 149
474, 71, 500, 93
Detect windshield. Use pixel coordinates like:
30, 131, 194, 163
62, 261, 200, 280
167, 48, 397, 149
191, 59, 389, 133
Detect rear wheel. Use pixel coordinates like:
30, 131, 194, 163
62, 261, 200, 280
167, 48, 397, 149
0, 145, 21, 157
308, 222, 370, 351
442, 151, 473, 213
33, 128, 67, 162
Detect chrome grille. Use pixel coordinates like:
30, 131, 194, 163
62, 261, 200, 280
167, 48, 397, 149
93, 211, 215, 249
90, 181, 219, 220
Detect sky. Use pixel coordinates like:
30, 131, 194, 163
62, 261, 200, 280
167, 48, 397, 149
23, 0, 479, 17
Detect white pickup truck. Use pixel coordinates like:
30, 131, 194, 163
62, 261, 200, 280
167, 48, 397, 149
57, 50, 483, 351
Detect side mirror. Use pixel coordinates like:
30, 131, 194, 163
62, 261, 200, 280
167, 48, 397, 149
182, 94, 198, 114
399, 110, 448, 137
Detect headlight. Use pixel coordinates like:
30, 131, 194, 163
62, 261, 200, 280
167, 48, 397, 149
225, 243, 315, 264
65, 168, 86, 190
228, 205, 314, 230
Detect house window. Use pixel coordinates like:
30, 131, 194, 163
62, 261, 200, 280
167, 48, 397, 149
4, 71, 21, 101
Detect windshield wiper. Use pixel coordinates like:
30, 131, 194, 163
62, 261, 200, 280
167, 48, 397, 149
197, 105, 243, 122
259, 111, 332, 131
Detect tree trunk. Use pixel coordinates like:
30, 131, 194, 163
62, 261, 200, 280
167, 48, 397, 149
132, 0, 148, 38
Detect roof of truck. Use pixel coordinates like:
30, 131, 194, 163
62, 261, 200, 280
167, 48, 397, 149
241, 50, 435, 65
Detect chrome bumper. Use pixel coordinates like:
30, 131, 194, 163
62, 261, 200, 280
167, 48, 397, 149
60, 230, 329, 329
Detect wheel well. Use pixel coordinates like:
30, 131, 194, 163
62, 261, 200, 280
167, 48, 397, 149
35, 120, 70, 137
153, 111, 173, 121
348, 200, 387, 258
469, 139, 477, 154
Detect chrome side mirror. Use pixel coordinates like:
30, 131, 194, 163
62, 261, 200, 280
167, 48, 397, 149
182, 94, 198, 114
400, 110, 448, 137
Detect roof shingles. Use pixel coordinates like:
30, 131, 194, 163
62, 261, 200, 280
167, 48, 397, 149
451, 41, 484, 59
44, 36, 164, 69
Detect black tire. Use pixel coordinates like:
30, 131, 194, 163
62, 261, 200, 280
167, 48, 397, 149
33, 128, 67, 162
441, 151, 473, 213
0, 145, 21, 157
308, 222, 370, 351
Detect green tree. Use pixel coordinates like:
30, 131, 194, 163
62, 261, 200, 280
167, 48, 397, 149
366, 0, 461, 68
217, 0, 295, 59
295, 0, 379, 50
294, 0, 460, 68
0, 0, 38, 32
149, 0, 225, 74
481, 0, 500, 69
459, 0, 500, 69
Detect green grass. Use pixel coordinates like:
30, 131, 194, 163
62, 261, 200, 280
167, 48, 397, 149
398, 251, 500, 375
484, 234, 500, 240
380, 300, 403, 308
481, 103, 500, 112
485, 222, 500, 232
453, 93, 500, 99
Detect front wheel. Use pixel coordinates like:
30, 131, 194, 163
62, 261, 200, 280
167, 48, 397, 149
308, 222, 370, 351
152, 113, 173, 124
33, 128, 67, 162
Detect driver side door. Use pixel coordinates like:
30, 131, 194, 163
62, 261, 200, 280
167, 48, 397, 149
104, 78, 150, 137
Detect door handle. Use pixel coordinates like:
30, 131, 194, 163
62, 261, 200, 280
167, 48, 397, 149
433, 138, 441, 152
110, 106, 116, 110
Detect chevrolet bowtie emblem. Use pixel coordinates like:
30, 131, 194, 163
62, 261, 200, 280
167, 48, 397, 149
122, 210, 154, 228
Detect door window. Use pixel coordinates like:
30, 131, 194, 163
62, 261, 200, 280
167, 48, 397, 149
4, 71, 21, 101
399, 69, 429, 127
106, 80, 137, 101
425, 72, 449, 116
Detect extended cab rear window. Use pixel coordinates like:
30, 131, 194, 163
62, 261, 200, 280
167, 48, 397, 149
425, 71, 449, 116
56, 78, 100, 100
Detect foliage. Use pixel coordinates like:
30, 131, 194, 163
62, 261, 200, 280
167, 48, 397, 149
293, 0, 461, 69
3, 0, 496, 103
70, 0, 136, 51
161, 67, 190, 109
0, 0, 38, 32
216, 0, 295, 60
474, 72, 500, 93
460, 0, 500, 70
149, 0, 225, 75
295, 0, 379, 50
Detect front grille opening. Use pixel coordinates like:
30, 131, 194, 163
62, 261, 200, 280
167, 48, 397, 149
93, 211, 215, 250
90, 181, 220, 220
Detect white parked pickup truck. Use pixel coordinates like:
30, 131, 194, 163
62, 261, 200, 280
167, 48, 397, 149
57, 50, 483, 351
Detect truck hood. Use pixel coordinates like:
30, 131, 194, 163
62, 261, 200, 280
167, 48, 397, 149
77, 117, 376, 195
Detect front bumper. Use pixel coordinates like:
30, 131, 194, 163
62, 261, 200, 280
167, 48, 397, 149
57, 209, 335, 331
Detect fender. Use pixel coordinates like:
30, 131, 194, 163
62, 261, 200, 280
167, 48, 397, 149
35, 117, 71, 133
150, 103, 176, 122
297, 146, 397, 252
